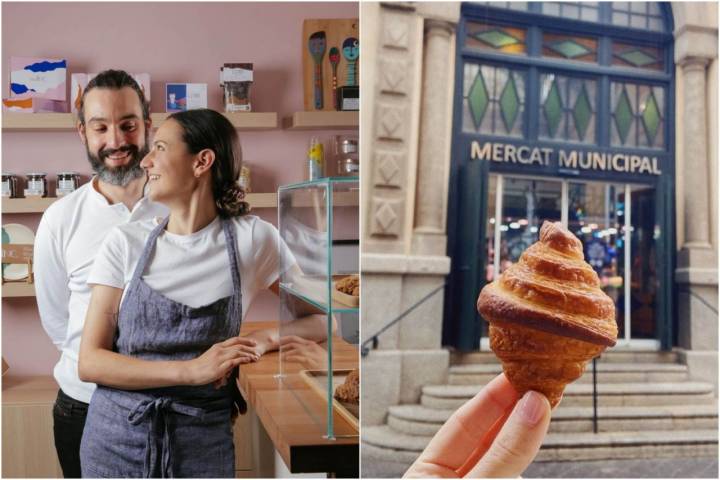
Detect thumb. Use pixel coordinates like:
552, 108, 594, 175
468, 390, 551, 478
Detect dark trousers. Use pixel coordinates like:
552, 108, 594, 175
52, 389, 88, 478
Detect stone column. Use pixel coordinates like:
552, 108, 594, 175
679, 57, 712, 251
672, 6, 718, 395
412, 19, 455, 256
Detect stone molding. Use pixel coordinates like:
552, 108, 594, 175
362, 253, 451, 275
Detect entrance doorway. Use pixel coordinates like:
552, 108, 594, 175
482, 174, 659, 349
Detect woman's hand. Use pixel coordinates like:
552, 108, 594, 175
279, 335, 327, 369
185, 336, 258, 386
404, 373, 551, 478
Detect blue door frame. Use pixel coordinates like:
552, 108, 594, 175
443, 2, 676, 351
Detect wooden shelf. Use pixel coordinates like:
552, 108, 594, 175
2, 283, 35, 298
3, 112, 278, 131
150, 112, 278, 130
2, 193, 277, 214
283, 111, 358, 130
1, 197, 57, 213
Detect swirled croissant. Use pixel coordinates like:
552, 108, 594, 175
477, 221, 618, 407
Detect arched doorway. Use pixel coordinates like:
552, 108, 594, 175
443, 2, 675, 351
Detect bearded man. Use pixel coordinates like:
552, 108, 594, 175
34, 69, 167, 478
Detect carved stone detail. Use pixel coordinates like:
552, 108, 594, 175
376, 104, 406, 141
375, 151, 403, 188
382, 12, 410, 50
370, 197, 403, 237
379, 59, 409, 95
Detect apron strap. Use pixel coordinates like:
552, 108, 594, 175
220, 218, 247, 416
127, 397, 207, 478
129, 216, 170, 283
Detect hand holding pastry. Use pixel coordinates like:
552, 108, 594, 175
477, 221, 618, 407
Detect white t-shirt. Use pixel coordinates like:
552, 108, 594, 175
87, 215, 296, 315
34, 178, 169, 404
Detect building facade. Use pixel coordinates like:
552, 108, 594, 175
361, 0, 718, 430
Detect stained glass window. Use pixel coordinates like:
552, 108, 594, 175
543, 32, 598, 64
539, 74, 597, 144
463, 64, 525, 137
542, 2, 599, 22
612, 41, 664, 71
466, 21, 527, 55
611, 2, 665, 32
611, 82, 665, 149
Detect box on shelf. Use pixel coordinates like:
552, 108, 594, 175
71, 73, 151, 113
220, 63, 253, 112
166, 83, 207, 112
3, 96, 66, 113
10, 57, 67, 101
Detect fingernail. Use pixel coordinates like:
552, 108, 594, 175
518, 391, 546, 426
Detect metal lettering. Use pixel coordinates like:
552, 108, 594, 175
505, 144, 517, 163
517, 146, 530, 163
471, 141, 492, 160
559, 150, 577, 169
592, 152, 607, 170
492, 143, 503, 162
630, 155, 642, 172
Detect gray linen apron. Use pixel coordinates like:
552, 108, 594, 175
80, 216, 243, 478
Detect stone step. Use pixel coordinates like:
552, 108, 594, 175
362, 425, 718, 471
421, 382, 716, 409
387, 404, 719, 436
448, 363, 689, 385
451, 350, 680, 365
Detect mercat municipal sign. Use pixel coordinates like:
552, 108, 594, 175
471, 141, 662, 175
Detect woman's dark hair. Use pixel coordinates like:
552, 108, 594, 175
168, 109, 249, 217
78, 69, 150, 125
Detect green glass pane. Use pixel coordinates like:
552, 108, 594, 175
614, 87, 633, 144
618, 49, 657, 67
548, 40, 591, 59
468, 71, 489, 130
472, 29, 520, 49
543, 79, 562, 137
573, 84, 592, 140
642, 91, 661, 144
500, 74, 520, 132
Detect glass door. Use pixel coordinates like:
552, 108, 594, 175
482, 175, 659, 348
483, 175, 562, 339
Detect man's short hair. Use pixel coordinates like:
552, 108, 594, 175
78, 69, 150, 125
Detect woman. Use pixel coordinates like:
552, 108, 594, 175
78, 109, 326, 478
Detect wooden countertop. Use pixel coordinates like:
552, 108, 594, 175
2, 375, 58, 405
237, 321, 359, 476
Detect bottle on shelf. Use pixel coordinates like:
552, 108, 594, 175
307, 137, 324, 181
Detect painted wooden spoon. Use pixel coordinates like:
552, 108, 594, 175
329, 47, 340, 110
308, 31, 326, 109
342, 37, 359, 87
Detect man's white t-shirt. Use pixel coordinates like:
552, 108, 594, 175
87, 215, 295, 317
34, 178, 169, 404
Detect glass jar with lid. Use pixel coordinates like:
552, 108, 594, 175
1, 173, 19, 198
25, 173, 48, 197
57, 172, 81, 197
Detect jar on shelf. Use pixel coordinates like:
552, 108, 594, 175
332, 135, 359, 177
57, 172, 81, 197
1, 173, 19, 198
24, 173, 48, 197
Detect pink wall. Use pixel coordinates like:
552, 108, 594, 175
2, 2, 358, 376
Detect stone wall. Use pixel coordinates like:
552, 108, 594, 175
672, 2, 719, 394
360, 1, 460, 426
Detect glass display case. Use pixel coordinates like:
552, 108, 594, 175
277, 177, 359, 439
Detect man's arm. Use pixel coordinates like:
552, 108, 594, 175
34, 214, 71, 350
242, 277, 337, 356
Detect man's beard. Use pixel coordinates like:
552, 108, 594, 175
87, 140, 149, 187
